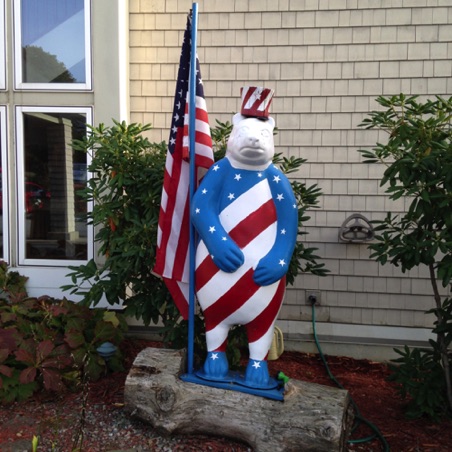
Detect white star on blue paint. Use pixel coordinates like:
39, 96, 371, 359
279, 259, 286, 266
228, 193, 235, 200
273, 175, 281, 183
209, 226, 216, 233
234, 174, 242, 181
277, 194, 284, 201
252, 361, 261, 369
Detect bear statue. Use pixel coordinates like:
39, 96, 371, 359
191, 87, 298, 389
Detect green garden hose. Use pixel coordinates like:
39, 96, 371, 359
311, 302, 390, 451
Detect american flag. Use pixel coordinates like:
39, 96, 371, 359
153, 11, 214, 319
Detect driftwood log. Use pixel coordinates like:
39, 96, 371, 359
124, 348, 354, 452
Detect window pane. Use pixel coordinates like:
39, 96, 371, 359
23, 111, 87, 260
0, 0, 5, 89
20, 0, 86, 84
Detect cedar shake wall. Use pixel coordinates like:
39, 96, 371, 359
129, 0, 452, 358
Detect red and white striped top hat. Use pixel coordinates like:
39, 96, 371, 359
240, 86, 274, 119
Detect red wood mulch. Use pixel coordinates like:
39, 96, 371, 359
0, 338, 451, 451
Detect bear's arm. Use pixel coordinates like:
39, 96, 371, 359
191, 159, 244, 272
253, 165, 298, 286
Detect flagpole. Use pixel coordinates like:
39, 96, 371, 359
187, 2, 198, 375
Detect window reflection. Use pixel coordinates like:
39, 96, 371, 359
20, 0, 86, 84
0, 0, 5, 90
23, 112, 87, 260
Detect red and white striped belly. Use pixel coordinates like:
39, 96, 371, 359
195, 179, 285, 354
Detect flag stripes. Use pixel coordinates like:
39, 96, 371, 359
153, 11, 213, 319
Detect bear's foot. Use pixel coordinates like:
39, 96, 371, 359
243, 359, 276, 389
196, 351, 229, 381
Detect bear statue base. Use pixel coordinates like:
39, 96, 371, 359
182, 369, 284, 400
124, 347, 354, 452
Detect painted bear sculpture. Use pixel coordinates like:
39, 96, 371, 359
191, 113, 298, 389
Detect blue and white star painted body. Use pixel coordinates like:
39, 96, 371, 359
193, 157, 297, 283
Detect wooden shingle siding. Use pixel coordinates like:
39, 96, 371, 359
129, 0, 452, 359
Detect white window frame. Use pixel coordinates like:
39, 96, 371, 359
16, 105, 93, 266
13, 0, 92, 91
0, 0, 6, 90
0, 106, 9, 261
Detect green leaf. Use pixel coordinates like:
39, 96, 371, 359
83, 352, 105, 381
64, 328, 86, 349
103, 310, 120, 327
0, 370, 37, 403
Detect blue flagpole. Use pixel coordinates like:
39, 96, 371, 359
187, 2, 198, 375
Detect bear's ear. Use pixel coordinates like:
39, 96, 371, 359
232, 113, 246, 126
267, 116, 275, 129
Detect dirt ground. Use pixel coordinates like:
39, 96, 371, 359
0, 338, 451, 451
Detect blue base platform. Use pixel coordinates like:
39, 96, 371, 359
180, 370, 285, 401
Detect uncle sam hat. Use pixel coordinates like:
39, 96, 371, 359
240, 86, 274, 119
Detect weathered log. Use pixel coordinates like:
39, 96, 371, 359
124, 348, 354, 452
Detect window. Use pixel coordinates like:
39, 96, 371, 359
16, 106, 93, 265
0, 0, 124, 299
14, 0, 92, 90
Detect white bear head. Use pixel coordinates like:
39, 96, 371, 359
226, 113, 275, 170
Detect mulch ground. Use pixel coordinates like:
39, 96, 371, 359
0, 338, 451, 451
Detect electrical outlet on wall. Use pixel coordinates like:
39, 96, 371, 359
306, 290, 320, 306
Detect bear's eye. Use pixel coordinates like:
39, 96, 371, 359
261, 129, 270, 138
237, 126, 250, 138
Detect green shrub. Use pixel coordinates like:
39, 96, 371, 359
64, 119, 327, 363
359, 94, 452, 419
0, 260, 28, 302
388, 345, 448, 420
